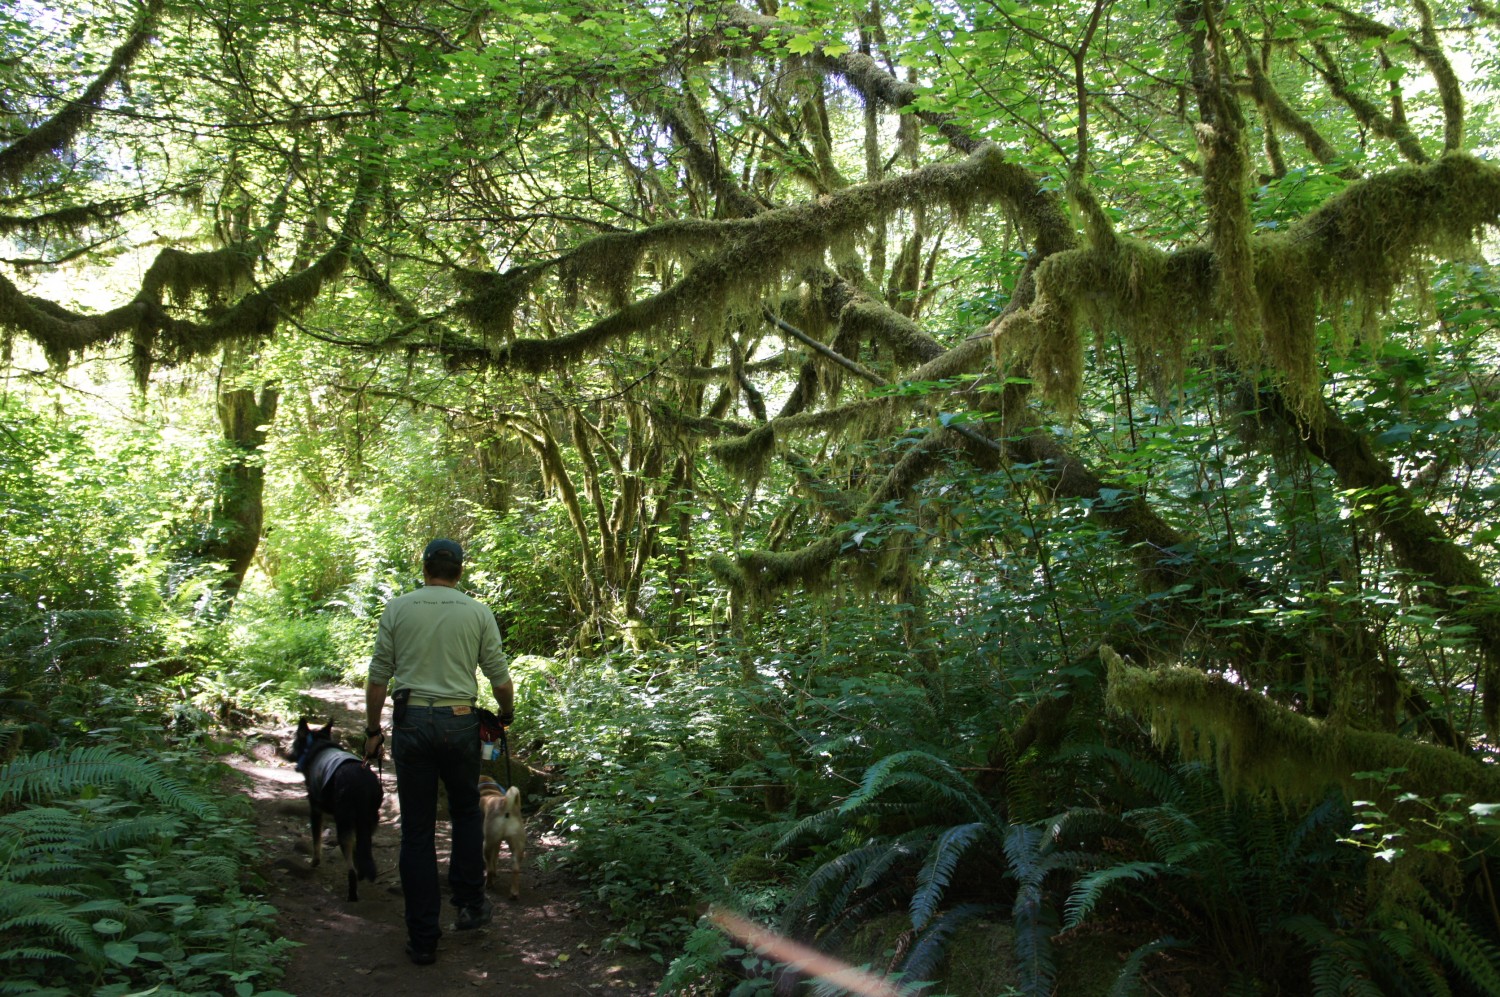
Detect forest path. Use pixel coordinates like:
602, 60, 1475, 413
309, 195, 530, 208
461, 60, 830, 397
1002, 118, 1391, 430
227, 683, 662, 997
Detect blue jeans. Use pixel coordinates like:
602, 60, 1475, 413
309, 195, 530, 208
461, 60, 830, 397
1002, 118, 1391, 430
393, 706, 484, 946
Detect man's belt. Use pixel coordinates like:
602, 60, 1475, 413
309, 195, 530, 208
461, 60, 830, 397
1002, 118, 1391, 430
407, 696, 473, 707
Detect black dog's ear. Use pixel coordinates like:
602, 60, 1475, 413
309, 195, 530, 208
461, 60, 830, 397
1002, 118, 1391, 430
296, 718, 310, 733
319, 719, 334, 736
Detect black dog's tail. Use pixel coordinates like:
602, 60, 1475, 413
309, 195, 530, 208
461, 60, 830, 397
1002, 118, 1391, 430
353, 773, 382, 882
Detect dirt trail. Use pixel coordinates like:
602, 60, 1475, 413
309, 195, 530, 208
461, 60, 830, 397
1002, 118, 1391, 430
229, 683, 663, 997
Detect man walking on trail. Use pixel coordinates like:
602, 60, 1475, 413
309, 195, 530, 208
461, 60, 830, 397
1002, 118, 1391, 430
363, 538, 515, 967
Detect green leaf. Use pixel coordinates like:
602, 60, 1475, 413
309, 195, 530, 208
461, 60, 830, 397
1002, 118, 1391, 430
103, 941, 139, 966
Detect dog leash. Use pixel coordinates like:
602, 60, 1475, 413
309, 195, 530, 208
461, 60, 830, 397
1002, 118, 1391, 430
364, 732, 385, 779
500, 724, 512, 788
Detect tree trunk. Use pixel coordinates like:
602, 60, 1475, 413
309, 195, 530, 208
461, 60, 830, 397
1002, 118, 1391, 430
203, 380, 278, 611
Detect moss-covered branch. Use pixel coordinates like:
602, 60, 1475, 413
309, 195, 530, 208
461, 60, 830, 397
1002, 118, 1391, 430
447, 145, 1067, 373
0, 1, 162, 186
992, 154, 1500, 411
1319, 0, 1464, 152
0, 192, 163, 239
1103, 646, 1500, 803
0, 156, 379, 381
1235, 30, 1350, 174
1311, 41, 1430, 164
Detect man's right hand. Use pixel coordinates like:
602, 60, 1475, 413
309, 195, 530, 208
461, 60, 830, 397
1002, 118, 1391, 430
363, 732, 385, 764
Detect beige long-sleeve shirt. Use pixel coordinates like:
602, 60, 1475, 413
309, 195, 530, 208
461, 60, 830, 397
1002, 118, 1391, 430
367, 585, 510, 700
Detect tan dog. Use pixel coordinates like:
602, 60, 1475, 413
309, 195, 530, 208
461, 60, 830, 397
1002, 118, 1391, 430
478, 774, 525, 900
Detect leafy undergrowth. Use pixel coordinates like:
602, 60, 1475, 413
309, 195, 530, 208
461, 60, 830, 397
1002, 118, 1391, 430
0, 684, 295, 997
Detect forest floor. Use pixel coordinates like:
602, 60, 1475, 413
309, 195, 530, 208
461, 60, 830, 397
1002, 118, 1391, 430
226, 683, 665, 997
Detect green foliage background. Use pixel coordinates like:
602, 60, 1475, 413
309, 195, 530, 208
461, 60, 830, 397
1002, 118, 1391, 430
5, 0, 1500, 994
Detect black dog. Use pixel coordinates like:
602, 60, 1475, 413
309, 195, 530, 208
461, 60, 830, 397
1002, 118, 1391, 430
292, 718, 382, 901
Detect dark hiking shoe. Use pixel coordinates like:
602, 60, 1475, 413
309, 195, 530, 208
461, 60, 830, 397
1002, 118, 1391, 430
406, 942, 437, 965
455, 899, 493, 931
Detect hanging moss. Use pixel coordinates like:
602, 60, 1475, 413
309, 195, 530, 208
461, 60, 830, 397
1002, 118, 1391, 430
455, 265, 539, 341
140, 245, 256, 308
774, 397, 892, 437
715, 536, 845, 603
991, 155, 1500, 416
0, 270, 140, 370
647, 401, 755, 440
459, 143, 1071, 373
1102, 646, 1500, 804
1257, 152, 1500, 408
561, 231, 649, 310
0, 195, 152, 240
710, 422, 776, 480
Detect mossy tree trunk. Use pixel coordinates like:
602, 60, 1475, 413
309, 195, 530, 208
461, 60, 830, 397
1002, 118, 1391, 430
201, 362, 278, 612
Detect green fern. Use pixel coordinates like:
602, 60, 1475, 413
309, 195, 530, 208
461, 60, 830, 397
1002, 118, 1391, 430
1106, 936, 1185, 997
1410, 891, 1500, 996
1062, 860, 1174, 929
0, 745, 217, 817
783, 833, 931, 937
1004, 821, 1094, 997
902, 902, 1005, 981
0, 968, 77, 995
0, 946, 71, 961
839, 750, 998, 825
774, 800, 906, 853
910, 821, 992, 931
0, 881, 105, 961
86, 814, 181, 851
1375, 922, 1454, 997
1281, 915, 1388, 997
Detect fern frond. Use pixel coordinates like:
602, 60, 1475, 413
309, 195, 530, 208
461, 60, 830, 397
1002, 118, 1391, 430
773, 801, 906, 853
1411, 892, 1500, 995
0, 859, 89, 881
1375, 923, 1453, 997
1047, 807, 1133, 849
901, 902, 1005, 981
855, 837, 927, 894
0, 746, 217, 817
0, 971, 76, 995
87, 815, 178, 851
1282, 916, 1383, 997
1003, 822, 1046, 885
783, 835, 927, 934
1284, 793, 1345, 861
911, 822, 993, 931
1011, 889, 1059, 997
1057, 743, 1191, 808
184, 853, 239, 883
1063, 861, 1173, 929
1106, 936, 1184, 997
0, 806, 85, 843
0, 910, 103, 961
840, 751, 997, 825
1005, 823, 1060, 997
818, 882, 909, 953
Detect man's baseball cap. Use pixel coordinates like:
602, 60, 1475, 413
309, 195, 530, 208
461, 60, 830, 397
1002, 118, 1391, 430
423, 538, 463, 564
